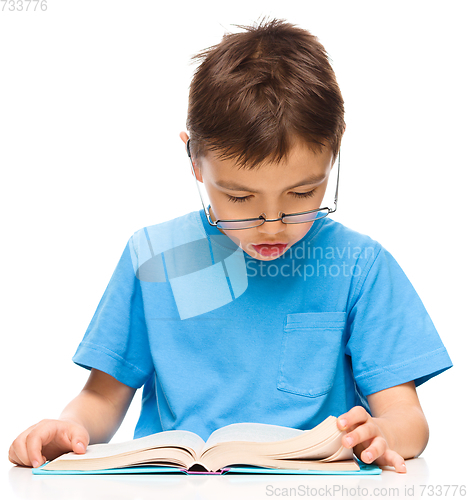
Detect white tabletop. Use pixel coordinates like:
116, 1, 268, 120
3, 452, 466, 500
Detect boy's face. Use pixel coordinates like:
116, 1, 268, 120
180, 132, 335, 261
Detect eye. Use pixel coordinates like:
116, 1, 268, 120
291, 189, 317, 199
227, 195, 251, 203
226, 189, 317, 203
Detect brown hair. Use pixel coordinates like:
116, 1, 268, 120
186, 16, 346, 171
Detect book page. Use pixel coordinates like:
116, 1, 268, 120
53, 430, 206, 461
203, 422, 305, 452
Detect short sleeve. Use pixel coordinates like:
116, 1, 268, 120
345, 244, 453, 397
72, 235, 154, 389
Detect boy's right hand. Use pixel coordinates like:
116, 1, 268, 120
8, 419, 90, 468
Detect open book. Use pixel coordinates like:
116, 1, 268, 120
37, 416, 363, 474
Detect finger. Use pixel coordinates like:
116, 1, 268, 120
338, 406, 370, 431
69, 424, 89, 454
359, 435, 388, 462
10, 433, 36, 468
8, 446, 23, 467
25, 423, 65, 467
375, 448, 407, 473
8, 422, 44, 467
342, 419, 379, 449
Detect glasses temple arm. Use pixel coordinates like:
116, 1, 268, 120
331, 149, 340, 212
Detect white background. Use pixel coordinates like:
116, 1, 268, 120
1, 0, 467, 482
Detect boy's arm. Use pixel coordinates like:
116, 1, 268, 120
366, 380, 429, 458
60, 368, 137, 444
337, 380, 429, 473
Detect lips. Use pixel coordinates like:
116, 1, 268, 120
255, 242, 287, 246
252, 243, 288, 257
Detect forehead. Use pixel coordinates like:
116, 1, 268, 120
201, 140, 334, 192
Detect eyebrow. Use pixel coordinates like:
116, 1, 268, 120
214, 174, 327, 193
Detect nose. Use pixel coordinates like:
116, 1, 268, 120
257, 211, 286, 235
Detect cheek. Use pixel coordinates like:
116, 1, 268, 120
293, 221, 314, 242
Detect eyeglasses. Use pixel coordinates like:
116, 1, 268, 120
186, 138, 340, 230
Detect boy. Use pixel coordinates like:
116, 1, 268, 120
9, 18, 452, 474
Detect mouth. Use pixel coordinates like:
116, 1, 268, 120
251, 242, 288, 257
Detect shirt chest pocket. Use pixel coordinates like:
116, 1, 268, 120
277, 312, 347, 398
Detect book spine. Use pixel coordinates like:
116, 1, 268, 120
182, 468, 230, 475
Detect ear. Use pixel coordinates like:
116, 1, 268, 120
192, 163, 203, 183
179, 131, 189, 144
179, 131, 203, 183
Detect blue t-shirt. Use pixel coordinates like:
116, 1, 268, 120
72, 208, 453, 442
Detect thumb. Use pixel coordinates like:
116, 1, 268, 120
71, 428, 89, 455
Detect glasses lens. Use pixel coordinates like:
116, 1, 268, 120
216, 218, 265, 230
282, 209, 330, 224
215, 210, 330, 229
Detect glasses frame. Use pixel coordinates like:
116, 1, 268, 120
186, 138, 340, 230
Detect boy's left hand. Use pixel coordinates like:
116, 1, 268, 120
337, 406, 406, 473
